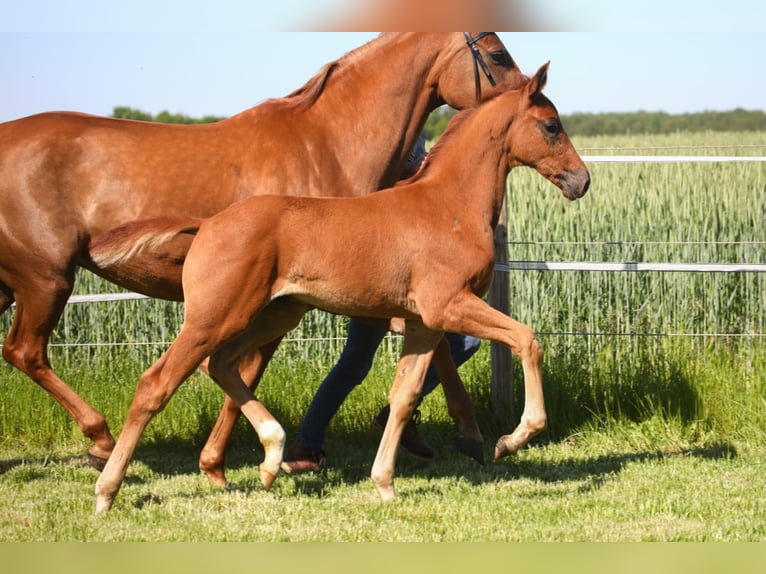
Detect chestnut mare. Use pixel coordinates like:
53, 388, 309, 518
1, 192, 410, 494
90, 63, 590, 512
0, 33, 525, 475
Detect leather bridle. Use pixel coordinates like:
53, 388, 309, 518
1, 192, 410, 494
464, 32, 498, 100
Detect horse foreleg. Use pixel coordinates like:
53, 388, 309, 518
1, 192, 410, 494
370, 322, 442, 501
95, 341, 206, 513
198, 337, 283, 486
432, 337, 485, 464
378, 317, 484, 463
3, 285, 115, 468
436, 293, 546, 462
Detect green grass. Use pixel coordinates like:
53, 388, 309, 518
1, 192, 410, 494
0, 407, 762, 541
0, 337, 764, 541
1, 130, 765, 540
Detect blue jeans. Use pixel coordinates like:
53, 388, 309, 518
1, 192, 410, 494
297, 317, 481, 450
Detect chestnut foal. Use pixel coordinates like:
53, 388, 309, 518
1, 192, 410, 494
91, 63, 589, 512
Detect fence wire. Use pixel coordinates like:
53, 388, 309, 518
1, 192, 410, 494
6, 152, 765, 347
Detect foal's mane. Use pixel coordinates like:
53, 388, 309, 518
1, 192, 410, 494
404, 84, 517, 184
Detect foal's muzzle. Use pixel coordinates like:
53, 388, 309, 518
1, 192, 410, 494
558, 168, 591, 201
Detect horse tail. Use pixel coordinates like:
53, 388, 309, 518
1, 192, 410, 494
89, 216, 201, 269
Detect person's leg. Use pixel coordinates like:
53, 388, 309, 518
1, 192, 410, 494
374, 333, 481, 459
282, 319, 387, 473
420, 333, 481, 399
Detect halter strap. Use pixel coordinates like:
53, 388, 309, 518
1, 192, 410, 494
464, 32, 498, 101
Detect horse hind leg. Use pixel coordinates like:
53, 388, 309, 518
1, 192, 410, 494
2, 283, 116, 468
95, 302, 290, 512
200, 298, 310, 489
197, 337, 283, 487
206, 340, 287, 491
95, 337, 212, 513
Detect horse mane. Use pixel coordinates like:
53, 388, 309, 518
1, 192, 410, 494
281, 62, 338, 110
272, 33, 394, 111
404, 84, 521, 184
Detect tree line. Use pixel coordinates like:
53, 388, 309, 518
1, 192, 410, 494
111, 106, 225, 125
112, 105, 766, 137
424, 106, 766, 138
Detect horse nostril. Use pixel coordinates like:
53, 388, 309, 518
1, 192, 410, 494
558, 169, 590, 200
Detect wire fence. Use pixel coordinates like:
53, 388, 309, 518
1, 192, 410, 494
9, 150, 766, 348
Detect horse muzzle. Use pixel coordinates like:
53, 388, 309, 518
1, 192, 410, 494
557, 167, 590, 201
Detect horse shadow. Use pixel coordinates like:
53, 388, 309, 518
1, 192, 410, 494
216, 429, 738, 500
0, 344, 738, 505
139, 340, 734, 498
0, 423, 737, 507
111, 419, 737, 502
0, 453, 93, 478
0, 421, 738, 510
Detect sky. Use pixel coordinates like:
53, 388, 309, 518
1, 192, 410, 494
1, 2, 765, 123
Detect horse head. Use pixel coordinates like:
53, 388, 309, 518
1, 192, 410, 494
435, 32, 528, 109
504, 62, 590, 201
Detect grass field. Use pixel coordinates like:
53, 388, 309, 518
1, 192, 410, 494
0, 131, 764, 541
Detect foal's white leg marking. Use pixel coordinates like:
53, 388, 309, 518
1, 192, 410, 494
238, 402, 285, 490
207, 339, 287, 491
208, 360, 285, 490
255, 418, 286, 490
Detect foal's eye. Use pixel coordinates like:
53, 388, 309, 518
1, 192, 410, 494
489, 50, 514, 68
543, 120, 561, 136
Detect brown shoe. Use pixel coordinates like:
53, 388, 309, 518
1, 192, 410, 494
373, 405, 434, 459
280, 437, 326, 474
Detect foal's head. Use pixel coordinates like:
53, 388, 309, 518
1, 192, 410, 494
503, 62, 590, 201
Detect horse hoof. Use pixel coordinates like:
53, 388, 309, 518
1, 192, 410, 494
493, 436, 520, 461
87, 452, 110, 471
95, 497, 113, 514
201, 468, 228, 488
259, 466, 278, 491
374, 483, 396, 502
455, 435, 485, 465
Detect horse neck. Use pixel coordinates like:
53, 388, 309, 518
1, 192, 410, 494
416, 101, 518, 226
250, 34, 456, 195
315, 34, 455, 192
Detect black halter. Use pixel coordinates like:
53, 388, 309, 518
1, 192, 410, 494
464, 32, 498, 101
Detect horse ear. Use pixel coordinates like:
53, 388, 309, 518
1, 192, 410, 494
526, 61, 550, 98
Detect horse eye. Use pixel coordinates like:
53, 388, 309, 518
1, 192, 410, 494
540, 118, 563, 137
489, 50, 513, 68
544, 120, 561, 136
